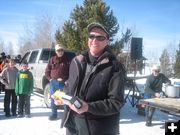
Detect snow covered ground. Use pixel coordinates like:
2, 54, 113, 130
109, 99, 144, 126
0, 91, 66, 135
0, 86, 180, 135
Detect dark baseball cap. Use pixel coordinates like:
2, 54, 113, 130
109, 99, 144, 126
87, 22, 109, 39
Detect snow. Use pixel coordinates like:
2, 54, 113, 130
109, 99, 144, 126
0, 78, 180, 135
0, 92, 66, 135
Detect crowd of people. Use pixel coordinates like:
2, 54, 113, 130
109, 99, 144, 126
0, 52, 33, 118
0, 22, 172, 135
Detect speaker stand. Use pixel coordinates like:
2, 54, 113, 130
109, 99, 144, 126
125, 59, 141, 107
124, 79, 140, 107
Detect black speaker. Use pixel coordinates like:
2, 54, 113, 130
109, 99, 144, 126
131, 37, 142, 60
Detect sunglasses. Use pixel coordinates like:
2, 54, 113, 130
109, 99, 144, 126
88, 34, 107, 41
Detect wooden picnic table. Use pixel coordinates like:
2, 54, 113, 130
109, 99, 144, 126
139, 98, 180, 125
139, 98, 180, 114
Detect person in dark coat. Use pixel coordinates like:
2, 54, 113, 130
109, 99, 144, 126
54, 22, 125, 135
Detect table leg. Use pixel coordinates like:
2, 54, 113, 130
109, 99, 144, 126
146, 106, 155, 126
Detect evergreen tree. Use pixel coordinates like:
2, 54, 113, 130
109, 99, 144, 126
174, 44, 180, 78
55, 0, 119, 53
159, 49, 171, 77
110, 28, 132, 56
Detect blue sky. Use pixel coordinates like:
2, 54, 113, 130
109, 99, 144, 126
0, 0, 180, 59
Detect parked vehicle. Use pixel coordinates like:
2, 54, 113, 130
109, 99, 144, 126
20, 48, 76, 107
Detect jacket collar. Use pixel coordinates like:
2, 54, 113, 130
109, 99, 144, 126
81, 46, 116, 65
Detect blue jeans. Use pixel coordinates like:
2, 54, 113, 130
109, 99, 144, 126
143, 93, 152, 99
143, 93, 154, 112
49, 80, 65, 116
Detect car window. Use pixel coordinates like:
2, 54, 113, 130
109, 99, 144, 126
40, 49, 55, 61
64, 51, 76, 60
29, 51, 39, 63
21, 52, 30, 64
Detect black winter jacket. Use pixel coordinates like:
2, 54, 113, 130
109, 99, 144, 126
61, 47, 125, 134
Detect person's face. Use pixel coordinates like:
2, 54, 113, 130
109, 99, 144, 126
88, 27, 108, 57
56, 49, 64, 57
9, 60, 16, 68
21, 64, 28, 71
152, 69, 160, 76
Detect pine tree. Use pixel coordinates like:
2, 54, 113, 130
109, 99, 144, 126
55, 0, 119, 53
159, 49, 171, 77
174, 44, 180, 78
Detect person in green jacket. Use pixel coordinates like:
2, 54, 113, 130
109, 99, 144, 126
144, 65, 171, 126
15, 61, 33, 118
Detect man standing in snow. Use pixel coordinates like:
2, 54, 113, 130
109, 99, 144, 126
54, 22, 125, 135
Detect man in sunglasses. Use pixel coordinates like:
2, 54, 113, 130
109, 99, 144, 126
144, 65, 171, 126
54, 22, 125, 135
45, 44, 71, 120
